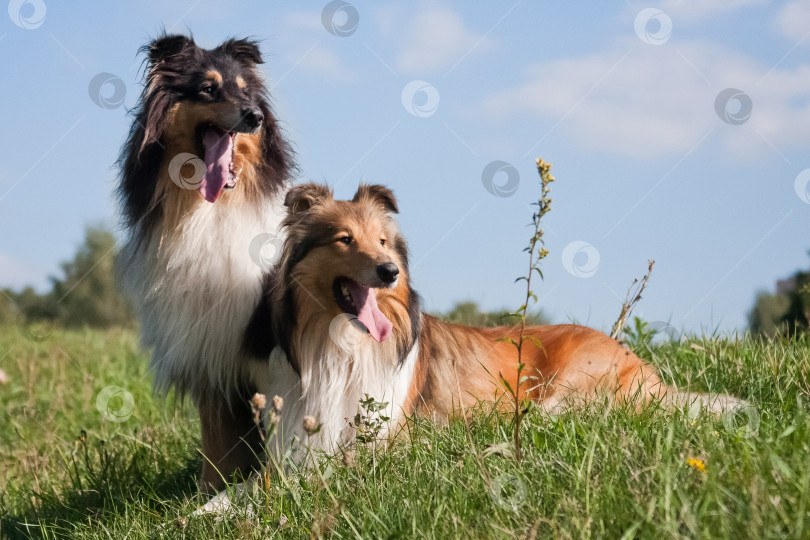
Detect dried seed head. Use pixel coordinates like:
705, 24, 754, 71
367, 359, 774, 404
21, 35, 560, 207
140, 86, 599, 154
272, 395, 284, 413
342, 450, 354, 467
303, 415, 318, 435
251, 393, 267, 410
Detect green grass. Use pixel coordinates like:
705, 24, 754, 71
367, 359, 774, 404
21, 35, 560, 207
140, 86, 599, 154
1, 323, 808, 539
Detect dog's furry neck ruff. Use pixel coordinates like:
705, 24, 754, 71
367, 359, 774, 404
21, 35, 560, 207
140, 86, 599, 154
116, 34, 294, 402
250, 198, 422, 458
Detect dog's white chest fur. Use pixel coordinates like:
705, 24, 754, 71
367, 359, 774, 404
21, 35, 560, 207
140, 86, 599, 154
119, 193, 285, 397
251, 327, 418, 460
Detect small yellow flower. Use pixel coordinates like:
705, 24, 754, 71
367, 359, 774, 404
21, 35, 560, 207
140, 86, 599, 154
687, 458, 707, 472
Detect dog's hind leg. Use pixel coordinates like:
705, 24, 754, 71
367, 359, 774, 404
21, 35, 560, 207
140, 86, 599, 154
198, 390, 265, 493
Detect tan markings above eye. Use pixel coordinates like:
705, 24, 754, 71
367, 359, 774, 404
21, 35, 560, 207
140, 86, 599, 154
205, 70, 223, 84
235, 76, 247, 89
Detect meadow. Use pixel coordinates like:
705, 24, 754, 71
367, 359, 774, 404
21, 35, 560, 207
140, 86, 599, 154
0, 322, 808, 539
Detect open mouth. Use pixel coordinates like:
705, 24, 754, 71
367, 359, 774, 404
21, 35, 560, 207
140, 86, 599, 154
333, 277, 393, 343
197, 124, 242, 203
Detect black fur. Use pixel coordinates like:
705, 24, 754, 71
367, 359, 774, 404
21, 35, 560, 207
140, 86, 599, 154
116, 33, 294, 232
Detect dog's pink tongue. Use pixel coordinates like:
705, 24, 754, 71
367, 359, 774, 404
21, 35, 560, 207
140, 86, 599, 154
346, 282, 393, 342
200, 129, 234, 203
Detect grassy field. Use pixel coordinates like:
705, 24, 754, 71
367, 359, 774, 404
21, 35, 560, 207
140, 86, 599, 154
1, 322, 808, 539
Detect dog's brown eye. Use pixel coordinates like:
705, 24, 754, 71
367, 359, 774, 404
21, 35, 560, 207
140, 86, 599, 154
338, 236, 352, 245
201, 86, 214, 94
380, 238, 386, 247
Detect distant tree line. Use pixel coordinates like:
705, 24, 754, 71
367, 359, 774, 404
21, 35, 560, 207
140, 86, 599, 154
15, 226, 806, 338
1, 226, 134, 329
433, 301, 549, 327
748, 256, 809, 337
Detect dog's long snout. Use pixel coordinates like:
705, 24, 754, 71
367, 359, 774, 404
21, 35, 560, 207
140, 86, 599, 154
242, 107, 264, 130
376, 262, 399, 284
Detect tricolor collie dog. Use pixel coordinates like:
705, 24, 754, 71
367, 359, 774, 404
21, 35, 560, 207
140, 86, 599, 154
251, 183, 744, 460
116, 34, 293, 490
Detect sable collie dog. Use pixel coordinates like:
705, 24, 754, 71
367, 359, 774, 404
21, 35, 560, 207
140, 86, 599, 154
250, 183, 744, 459
117, 34, 293, 490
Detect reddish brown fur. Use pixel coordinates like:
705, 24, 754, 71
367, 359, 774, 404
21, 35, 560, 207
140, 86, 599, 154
278, 184, 673, 425
403, 317, 664, 418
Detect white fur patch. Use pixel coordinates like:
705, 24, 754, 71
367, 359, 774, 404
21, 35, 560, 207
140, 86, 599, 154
119, 191, 286, 398
251, 335, 418, 462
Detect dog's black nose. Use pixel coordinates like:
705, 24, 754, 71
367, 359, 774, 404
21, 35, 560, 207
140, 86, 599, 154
242, 108, 264, 130
376, 262, 399, 284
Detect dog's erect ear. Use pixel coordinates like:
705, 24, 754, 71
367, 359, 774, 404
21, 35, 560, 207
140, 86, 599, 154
219, 38, 264, 65
147, 34, 192, 65
353, 184, 399, 214
284, 184, 332, 216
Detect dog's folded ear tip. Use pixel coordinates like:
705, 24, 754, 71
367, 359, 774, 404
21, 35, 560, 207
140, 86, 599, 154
353, 184, 399, 214
284, 183, 332, 215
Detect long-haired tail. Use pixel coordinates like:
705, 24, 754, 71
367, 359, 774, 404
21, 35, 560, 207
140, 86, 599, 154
659, 390, 749, 414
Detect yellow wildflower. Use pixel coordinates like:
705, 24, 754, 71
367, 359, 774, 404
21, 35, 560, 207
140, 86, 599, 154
687, 458, 707, 472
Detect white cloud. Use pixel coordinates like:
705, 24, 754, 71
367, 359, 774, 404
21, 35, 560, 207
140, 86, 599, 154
395, 6, 492, 74
482, 39, 810, 158
771, 0, 810, 42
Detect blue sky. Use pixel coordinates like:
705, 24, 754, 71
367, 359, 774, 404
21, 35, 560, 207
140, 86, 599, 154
1, 0, 809, 334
